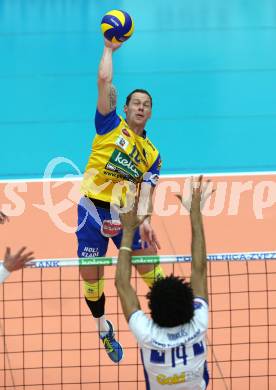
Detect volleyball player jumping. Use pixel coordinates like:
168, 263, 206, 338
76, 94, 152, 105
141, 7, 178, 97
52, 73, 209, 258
76, 38, 164, 363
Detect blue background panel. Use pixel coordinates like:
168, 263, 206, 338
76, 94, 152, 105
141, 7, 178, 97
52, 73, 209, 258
0, 0, 276, 178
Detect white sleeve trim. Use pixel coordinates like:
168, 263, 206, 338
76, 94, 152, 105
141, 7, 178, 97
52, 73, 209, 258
0, 263, 11, 284
194, 296, 209, 306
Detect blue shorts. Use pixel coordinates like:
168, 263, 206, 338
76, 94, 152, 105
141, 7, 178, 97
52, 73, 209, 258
76, 197, 143, 258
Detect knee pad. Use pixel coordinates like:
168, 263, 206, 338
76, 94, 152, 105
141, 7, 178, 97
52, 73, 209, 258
141, 265, 165, 288
83, 278, 104, 301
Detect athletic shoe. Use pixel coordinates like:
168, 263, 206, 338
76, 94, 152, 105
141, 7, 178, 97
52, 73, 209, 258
100, 320, 123, 363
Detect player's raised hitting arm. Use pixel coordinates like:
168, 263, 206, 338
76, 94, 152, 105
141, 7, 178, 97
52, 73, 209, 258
97, 39, 121, 115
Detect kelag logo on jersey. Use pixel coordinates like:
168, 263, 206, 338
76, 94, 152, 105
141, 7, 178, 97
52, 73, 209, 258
106, 149, 143, 181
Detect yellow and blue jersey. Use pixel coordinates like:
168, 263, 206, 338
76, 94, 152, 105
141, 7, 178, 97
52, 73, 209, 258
81, 109, 161, 204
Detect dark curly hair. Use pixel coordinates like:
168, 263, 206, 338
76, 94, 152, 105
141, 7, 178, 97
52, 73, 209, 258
146, 275, 194, 327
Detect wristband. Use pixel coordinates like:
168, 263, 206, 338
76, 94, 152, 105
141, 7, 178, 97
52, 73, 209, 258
120, 247, 132, 252
0, 263, 11, 284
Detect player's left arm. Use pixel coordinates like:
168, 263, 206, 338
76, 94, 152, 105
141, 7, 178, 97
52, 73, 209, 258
176, 176, 214, 303
138, 184, 160, 249
138, 154, 162, 249
115, 200, 148, 321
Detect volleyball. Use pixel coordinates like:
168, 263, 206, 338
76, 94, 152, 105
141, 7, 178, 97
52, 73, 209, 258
100, 10, 134, 44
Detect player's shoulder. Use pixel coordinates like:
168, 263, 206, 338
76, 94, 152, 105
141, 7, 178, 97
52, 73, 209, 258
192, 297, 209, 331
144, 136, 158, 153
129, 309, 149, 325
94, 109, 122, 135
129, 310, 154, 342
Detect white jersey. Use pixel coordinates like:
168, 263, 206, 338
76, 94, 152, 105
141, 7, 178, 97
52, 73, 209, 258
129, 297, 209, 390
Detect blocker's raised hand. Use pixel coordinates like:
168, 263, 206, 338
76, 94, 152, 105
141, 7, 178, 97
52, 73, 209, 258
176, 175, 215, 212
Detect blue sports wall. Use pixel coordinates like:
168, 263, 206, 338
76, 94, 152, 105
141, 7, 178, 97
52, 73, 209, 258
0, 0, 276, 179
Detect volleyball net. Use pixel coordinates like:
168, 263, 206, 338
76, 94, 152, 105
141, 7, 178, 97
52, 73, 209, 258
1, 252, 276, 390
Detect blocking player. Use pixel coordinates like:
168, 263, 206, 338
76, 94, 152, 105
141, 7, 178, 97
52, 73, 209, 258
76, 38, 164, 363
115, 176, 211, 388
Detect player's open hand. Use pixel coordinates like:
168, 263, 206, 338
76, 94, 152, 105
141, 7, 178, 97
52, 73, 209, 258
176, 175, 215, 212
0, 211, 9, 224
4, 247, 35, 272
139, 219, 161, 251
119, 193, 149, 232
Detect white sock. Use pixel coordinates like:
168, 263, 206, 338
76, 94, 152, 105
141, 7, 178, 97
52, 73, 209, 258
96, 315, 110, 335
